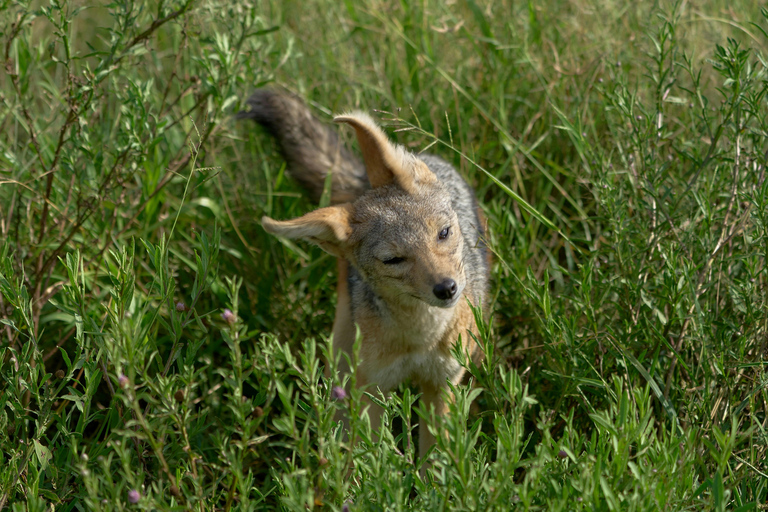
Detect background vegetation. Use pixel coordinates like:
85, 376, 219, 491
1, 0, 768, 509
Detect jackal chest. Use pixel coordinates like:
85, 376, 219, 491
357, 303, 463, 391
364, 348, 463, 392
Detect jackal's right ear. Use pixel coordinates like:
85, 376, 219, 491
334, 112, 434, 193
261, 203, 353, 258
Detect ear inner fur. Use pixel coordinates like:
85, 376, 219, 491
261, 203, 353, 257
334, 112, 430, 193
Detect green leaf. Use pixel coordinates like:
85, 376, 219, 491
33, 440, 52, 471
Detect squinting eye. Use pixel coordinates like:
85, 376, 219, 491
438, 227, 450, 240
382, 256, 405, 265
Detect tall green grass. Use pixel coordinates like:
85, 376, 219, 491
1, 0, 767, 509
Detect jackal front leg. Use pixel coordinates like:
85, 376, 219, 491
418, 383, 454, 462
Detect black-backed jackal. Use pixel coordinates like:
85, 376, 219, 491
239, 90, 490, 461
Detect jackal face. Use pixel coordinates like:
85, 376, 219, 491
262, 112, 466, 309
350, 185, 466, 308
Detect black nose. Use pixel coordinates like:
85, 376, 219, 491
433, 279, 458, 301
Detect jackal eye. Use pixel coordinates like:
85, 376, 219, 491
382, 256, 405, 265
438, 227, 451, 240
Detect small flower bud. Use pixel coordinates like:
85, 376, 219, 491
175, 301, 186, 312
118, 374, 130, 388
55, 369, 65, 379
174, 389, 184, 403
558, 449, 568, 459
252, 406, 264, 418
128, 489, 141, 504
221, 309, 236, 325
331, 386, 347, 400
170, 484, 181, 498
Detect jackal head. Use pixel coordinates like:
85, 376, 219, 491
262, 112, 466, 309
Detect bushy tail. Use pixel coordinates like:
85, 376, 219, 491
237, 89, 369, 204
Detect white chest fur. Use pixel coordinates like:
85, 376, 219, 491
360, 300, 463, 391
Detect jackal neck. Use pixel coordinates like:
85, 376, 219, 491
348, 264, 464, 349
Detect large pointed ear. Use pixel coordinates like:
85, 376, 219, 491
334, 112, 434, 192
262, 203, 354, 258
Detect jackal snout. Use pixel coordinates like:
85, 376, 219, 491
433, 278, 458, 301
422, 268, 465, 308
407, 232, 467, 307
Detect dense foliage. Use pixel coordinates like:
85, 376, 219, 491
1, 0, 767, 510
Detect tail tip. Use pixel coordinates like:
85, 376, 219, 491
261, 216, 278, 233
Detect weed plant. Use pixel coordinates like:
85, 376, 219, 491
1, 0, 767, 510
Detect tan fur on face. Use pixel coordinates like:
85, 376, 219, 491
345, 183, 465, 308
408, 221, 466, 307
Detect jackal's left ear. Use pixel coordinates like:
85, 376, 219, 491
261, 203, 353, 257
334, 112, 435, 193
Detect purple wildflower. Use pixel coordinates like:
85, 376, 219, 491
331, 386, 347, 400
118, 374, 129, 389
175, 301, 186, 312
557, 449, 568, 459
221, 309, 236, 325
128, 489, 141, 504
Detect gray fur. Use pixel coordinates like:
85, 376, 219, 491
238, 89, 369, 204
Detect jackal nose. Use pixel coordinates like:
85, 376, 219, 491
433, 279, 458, 301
